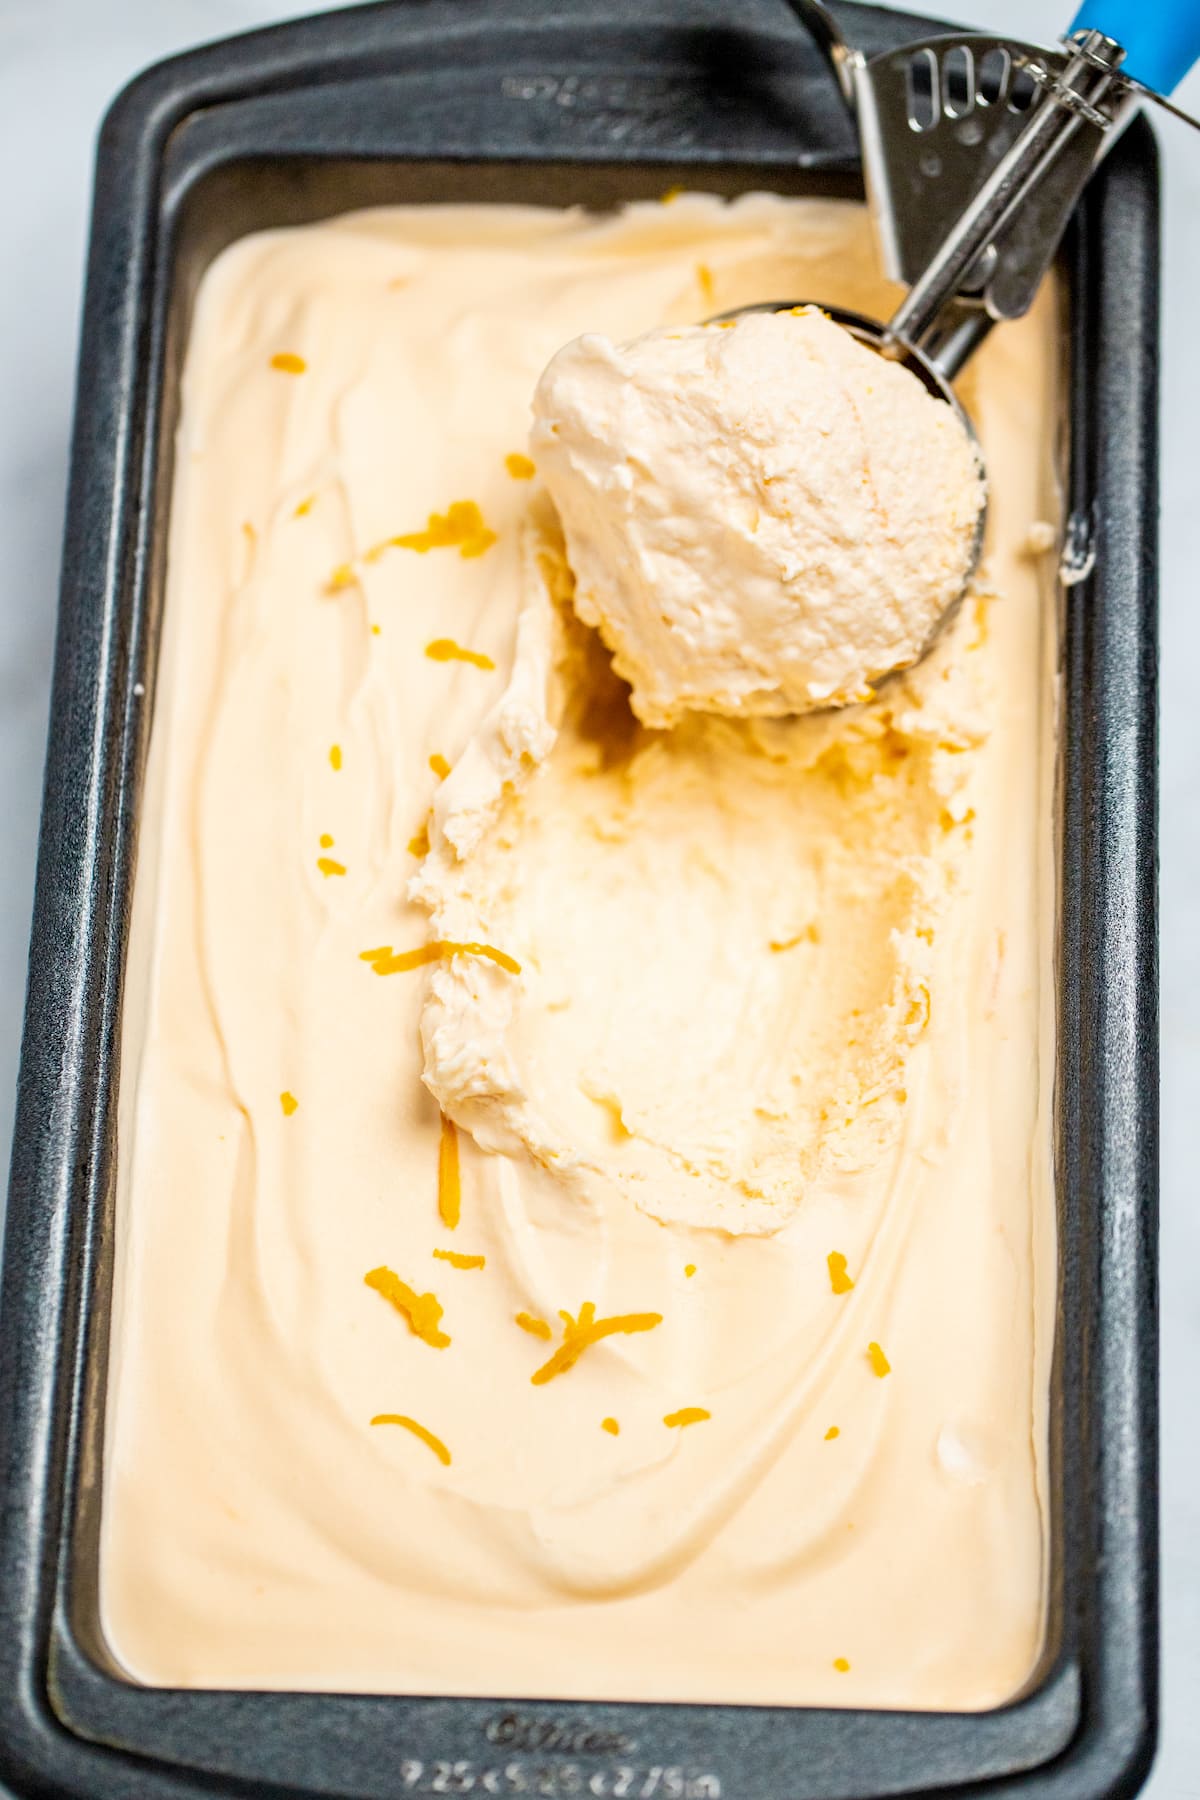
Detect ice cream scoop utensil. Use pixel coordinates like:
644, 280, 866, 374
707, 2, 1199, 652
752, 1, 1200, 385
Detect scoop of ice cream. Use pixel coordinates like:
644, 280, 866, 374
531, 307, 985, 725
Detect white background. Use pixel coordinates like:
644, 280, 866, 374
0, 1, 1194, 1793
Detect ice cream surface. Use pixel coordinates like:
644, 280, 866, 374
104, 192, 1059, 1709
531, 306, 985, 724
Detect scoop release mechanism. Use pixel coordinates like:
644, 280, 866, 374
776, 0, 1200, 379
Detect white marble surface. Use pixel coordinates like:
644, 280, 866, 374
0, 1, 1195, 1791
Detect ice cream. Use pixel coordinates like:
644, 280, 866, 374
103, 193, 1059, 1709
532, 307, 985, 723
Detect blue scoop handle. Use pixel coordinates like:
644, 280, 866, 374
1068, 0, 1200, 94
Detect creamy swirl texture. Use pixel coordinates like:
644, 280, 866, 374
104, 194, 1059, 1708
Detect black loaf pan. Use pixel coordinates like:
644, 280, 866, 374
0, 1, 1159, 1796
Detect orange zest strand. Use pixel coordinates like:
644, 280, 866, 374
601, 1417, 620, 1436
270, 351, 306, 374
867, 1341, 891, 1378
906, 985, 931, 1031
425, 638, 496, 672
684, 1264, 697, 1278
359, 940, 520, 977
505, 452, 536, 481
329, 744, 342, 771
317, 856, 346, 877
408, 824, 430, 858
279, 1091, 299, 1117
294, 493, 316, 516
319, 833, 334, 849
429, 753, 451, 780
515, 1312, 553, 1340
437, 1115, 461, 1231
825, 1425, 840, 1441
327, 563, 356, 592
370, 1414, 452, 1466
771, 923, 820, 951
696, 263, 715, 305
663, 1406, 711, 1429
833, 1658, 851, 1673
660, 185, 684, 203
364, 1267, 451, 1349
433, 1248, 485, 1271
369, 500, 496, 562
530, 1303, 663, 1387
828, 1251, 855, 1295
